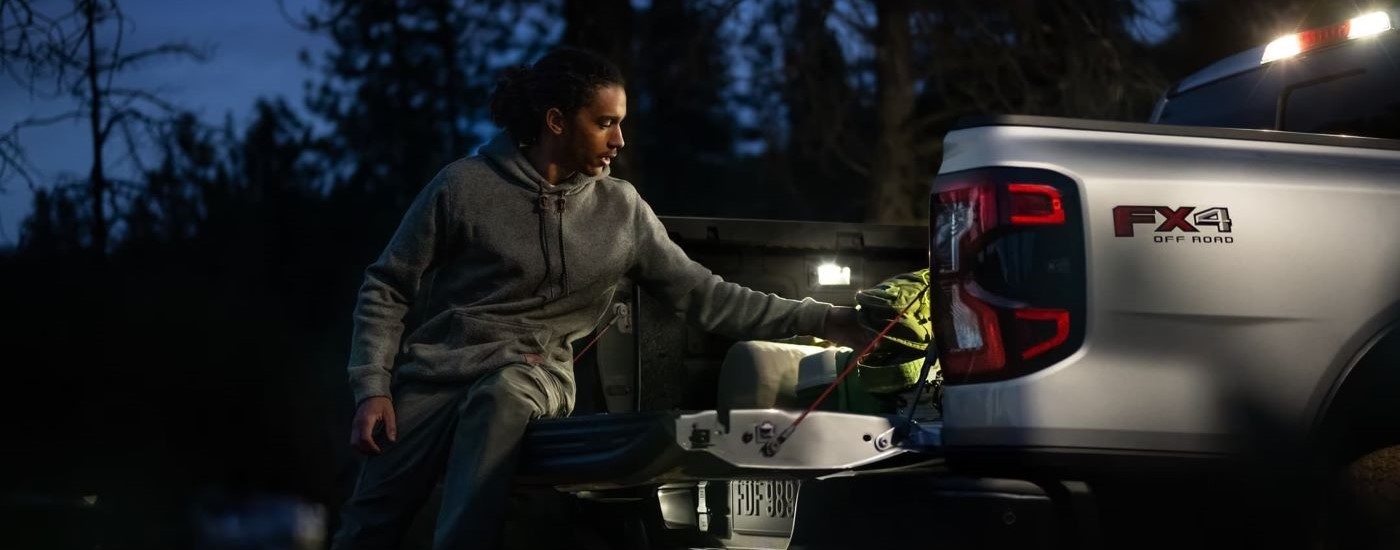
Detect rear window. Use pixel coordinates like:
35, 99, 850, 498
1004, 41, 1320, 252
1282, 67, 1400, 138
1154, 67, 1278, 130
1158, 32, 1400, 139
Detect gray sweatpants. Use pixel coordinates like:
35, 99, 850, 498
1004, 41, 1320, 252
332, 362, 573, 550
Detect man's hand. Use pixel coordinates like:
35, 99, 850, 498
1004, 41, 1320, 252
351, 396, 397, 455
821, 306, 872, 350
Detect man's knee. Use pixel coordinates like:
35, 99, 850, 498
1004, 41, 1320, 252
463, 365, 555, 421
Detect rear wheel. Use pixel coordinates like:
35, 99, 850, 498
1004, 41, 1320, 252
1331, 444, 1400, 550
1317, 329, 1400, 549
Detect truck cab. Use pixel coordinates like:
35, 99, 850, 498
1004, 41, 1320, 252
1152, 9, 1399, 138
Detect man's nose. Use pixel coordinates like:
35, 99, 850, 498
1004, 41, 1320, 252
610, 126, 625, 150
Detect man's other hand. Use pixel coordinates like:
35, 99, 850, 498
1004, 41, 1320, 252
821, 306, 872, 350
351, 396, 397, 455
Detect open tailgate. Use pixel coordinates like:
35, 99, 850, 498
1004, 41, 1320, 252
517, 409, 942, 491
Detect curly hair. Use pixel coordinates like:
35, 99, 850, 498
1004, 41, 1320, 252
489, 47, 625, 146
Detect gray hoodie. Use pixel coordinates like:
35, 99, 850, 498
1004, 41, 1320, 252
346, 134, 833, 406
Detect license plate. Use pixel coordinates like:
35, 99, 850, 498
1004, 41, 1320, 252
729, 479, 799, 537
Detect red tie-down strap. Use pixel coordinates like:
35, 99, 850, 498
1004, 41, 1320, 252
764, 285, 930, 457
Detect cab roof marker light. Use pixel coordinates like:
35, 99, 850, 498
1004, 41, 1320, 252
1348, 11, 1392, 39
1261, 11, 1392, 64
1261, 34, 1302, 64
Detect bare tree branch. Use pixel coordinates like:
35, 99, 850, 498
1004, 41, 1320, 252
107, 87, 183, 112
113, 111, 161, 175
0, 0, 205, 252
0, 133, 39, 190
11, 109, 86, 130
103, 42, 206, 71
104, 0, 124, 91
276, 0, 353, 32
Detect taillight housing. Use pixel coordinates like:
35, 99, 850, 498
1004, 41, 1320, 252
930, 167, 1085, 385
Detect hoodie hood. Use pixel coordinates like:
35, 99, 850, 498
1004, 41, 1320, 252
479, 132, 609, 194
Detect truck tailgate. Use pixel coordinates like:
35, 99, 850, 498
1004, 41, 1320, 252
517, 409, 941, 491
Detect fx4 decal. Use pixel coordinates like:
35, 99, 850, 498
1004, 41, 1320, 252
1113, 206, 1234, 244
1113, 206, 1232, 236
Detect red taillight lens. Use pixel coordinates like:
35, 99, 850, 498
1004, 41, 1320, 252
1014, 308, 1070, 360
930, 168, 1084, 385
1008, 183, 1065, 225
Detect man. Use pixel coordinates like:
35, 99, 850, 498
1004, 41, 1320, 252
332, 47, 864, 549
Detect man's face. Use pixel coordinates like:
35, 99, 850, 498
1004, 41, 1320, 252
562, 85, 626, 178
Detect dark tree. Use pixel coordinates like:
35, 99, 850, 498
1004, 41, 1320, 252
120, 113, 230, 250
867, 0, 917, 223
2, 0, 204, 254
559, 0, 637, 180
301, 0, 554, 219
724, 0, 868, 222
561, 0, 634, 78
627, 0, 746, 215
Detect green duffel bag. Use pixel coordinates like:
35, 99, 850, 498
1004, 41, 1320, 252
853, 268, 937, 394
795, 269, 938, 414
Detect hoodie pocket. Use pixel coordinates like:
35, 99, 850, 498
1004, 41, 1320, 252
446, 312, 553, 363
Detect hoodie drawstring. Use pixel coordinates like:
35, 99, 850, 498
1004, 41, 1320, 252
534, 190, 571, 297
534, 191, 554, 296
556, 196, 569, 294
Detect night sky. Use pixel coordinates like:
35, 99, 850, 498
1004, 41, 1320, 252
0, 0, 328, 247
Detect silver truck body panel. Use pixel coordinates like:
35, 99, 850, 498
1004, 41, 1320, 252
938, 123, 1400, 454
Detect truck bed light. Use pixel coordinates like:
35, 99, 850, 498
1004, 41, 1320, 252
816, 263, 851, 286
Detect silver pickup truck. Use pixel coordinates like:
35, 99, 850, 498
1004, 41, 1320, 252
511, 10, 1400, 550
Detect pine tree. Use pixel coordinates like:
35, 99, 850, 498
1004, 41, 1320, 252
303, 0, 555, 214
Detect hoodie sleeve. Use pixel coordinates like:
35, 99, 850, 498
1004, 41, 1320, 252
628, 197, 832, 340
346, 175, 454, 404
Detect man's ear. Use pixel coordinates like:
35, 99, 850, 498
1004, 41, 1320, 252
545, 107, 566, 136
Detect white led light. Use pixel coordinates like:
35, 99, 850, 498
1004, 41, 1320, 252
1261, 34, 1302, 63
934, 202, 972, 274
1348, 11, 1392, 39
948, 287, 984, 350
816, 263, 851, 286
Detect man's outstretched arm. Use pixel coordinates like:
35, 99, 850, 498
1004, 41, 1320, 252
627, 197, 867, 348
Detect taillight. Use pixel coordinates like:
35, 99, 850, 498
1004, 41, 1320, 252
930, 168, 1085, 385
